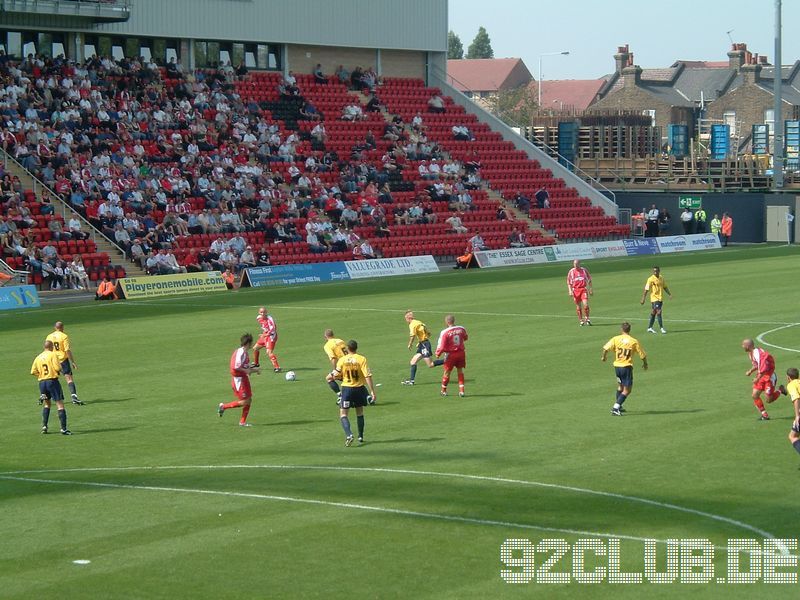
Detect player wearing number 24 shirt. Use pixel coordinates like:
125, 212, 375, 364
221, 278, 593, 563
602, 322, 647, 416
435, 314, 468, 397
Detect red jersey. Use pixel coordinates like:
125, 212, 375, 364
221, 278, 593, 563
257, 313, 277, 340
749, 348, 775, 375
436, 325, 468, 355
567, 267, 591, 291
230, 347, 250, 378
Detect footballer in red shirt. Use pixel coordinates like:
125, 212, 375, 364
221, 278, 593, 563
253, 306, 281, 372
742, 338, 787, 420
567, 259, 593, 326
218, 333, 261, 426
435, 314, 468, 397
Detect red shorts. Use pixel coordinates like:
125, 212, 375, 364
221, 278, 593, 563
443, 351, 466, 370
257, 333, 277, 350
572, 290, 588, 304
753, 372, 777, 394
232, 377, 252, 401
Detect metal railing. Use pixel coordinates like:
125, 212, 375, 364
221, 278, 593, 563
429, 65, 618, 212
0, 257, 29, 285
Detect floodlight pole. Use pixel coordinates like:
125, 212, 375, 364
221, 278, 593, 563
538, 51, 570, 109
773, 0, 784, 189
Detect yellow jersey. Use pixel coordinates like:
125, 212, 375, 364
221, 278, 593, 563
644, 275, 668, 302
603, 334, 647, 368
408, 319, 430, 342
787, 379, 800, 403
323, 338, 347, 362
334, 353, 371, 388
31, 350, 61, 381
45, 330, 70, 362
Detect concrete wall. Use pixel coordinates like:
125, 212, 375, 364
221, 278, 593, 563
613, 191, 800, 243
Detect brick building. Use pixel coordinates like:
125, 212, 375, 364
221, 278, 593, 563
704, 44, 800, 152
446, 58, 532, 109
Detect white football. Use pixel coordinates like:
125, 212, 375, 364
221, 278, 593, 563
285, 370, 296, 381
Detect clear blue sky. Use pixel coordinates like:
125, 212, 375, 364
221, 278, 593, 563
448, 0, 800, 80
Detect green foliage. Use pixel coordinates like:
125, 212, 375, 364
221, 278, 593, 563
494, 84, 538, 127
2, 246, 799, 597
466, 26, 494, 59
447, 30, 464, 60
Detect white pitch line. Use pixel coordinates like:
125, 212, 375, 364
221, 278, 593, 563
0, 464, 786, 553
0, 473, 759, 553
756, 323, 800, 353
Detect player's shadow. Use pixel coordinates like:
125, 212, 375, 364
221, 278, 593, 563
364, 437, 445, 445
628, 408, 706, 416
265, 419, 330, 427
86, 397, 134, 404
77, 426, 137, 434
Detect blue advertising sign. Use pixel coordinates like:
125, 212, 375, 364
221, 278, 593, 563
622, 238, 660, 256
0, 284, 40, 310
244, 263, 351, 287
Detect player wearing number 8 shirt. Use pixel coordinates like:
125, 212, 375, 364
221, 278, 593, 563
31, 340, 71, 434
566, 260, 593, 326
435, 314, 468, 397
329, 340, 377, 446
45, 321, 83, 405
602, 322, 647, 416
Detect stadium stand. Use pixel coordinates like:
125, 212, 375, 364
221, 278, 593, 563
1, 54, 625, 281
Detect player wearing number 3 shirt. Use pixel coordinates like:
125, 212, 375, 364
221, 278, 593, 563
435, 314, 468, 397
602, 322, 647, 416
567, 260, 593, 326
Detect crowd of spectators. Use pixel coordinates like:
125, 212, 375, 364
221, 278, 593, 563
0, 50, 532, 277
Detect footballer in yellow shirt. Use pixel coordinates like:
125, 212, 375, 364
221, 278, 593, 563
328, 340, 376, 446
401, 310, 444, 385
786, 368, 800, 457
602, 322, 648, 416
45, 321, 83, 405
640, 266, 672, 334
31, 340, 71, 434
323, 329, 348, 401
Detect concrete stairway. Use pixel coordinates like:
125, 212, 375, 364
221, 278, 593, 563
3, 157, 147, 277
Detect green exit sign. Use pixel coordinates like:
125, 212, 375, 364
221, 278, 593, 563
679, 195, 702, 209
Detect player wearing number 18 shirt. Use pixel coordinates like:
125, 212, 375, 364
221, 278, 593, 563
566, 260, 593, 326
329, 340, 376, 446
602, 322, 647, 416
46, 321, 83, 405
435, 314, 468, 397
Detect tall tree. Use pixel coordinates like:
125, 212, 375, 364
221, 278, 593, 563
466, 27, 494, 59
448, 31, 464, 60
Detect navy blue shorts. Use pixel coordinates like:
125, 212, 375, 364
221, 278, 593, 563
340, 386, 369, 409
416, 340, 432, 357
651, 301, 663, 311
39, 379, 64, 402
615, 366, 634, 388
792, 420, 800, 434
60, 359, 72, 376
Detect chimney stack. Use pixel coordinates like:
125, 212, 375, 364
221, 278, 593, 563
727, 42, 747, 71
614, 44, 631, 74
622, 64, 642, 88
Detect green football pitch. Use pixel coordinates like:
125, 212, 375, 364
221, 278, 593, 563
3, 245, 800, 599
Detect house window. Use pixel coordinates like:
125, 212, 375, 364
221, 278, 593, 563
643, 109, 656, 126
764, 109, 775, 153
723, 110, 736, 137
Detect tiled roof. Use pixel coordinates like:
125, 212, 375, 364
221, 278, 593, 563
530, 79, 606, 111
446, 58, 532, 93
